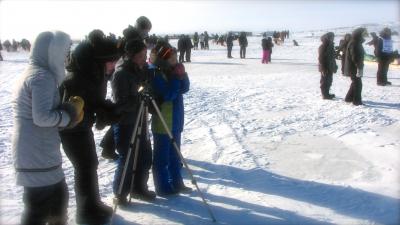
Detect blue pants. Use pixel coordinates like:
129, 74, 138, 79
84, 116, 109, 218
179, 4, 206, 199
112, 124, 152, 198
152, 132, 184, 194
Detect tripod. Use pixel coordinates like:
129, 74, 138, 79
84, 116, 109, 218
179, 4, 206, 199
110, 91, 217, 224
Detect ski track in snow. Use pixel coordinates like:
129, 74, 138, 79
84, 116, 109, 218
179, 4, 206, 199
1, 24, 400, 225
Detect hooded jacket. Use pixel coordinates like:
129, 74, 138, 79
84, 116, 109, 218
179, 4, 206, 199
344, 28, 366, 77
12, 31, 72, 187
318, 32, 337, 74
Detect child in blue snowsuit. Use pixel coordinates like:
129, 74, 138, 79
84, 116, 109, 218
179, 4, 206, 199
150, 44, 191, 195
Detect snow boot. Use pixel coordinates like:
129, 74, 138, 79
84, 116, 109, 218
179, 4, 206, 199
101, 150, 119, 160
76, 210, 111, 225
179, 185, 193, 194
131, 189, 156, 201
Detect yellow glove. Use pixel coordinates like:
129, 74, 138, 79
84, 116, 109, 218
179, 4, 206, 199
67, 96, 84, 126
68, 96, 84, 112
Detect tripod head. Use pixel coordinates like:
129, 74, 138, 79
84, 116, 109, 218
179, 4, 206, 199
137, 84, 154, 101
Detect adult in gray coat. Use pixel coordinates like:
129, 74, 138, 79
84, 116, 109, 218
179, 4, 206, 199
12, 31, 83, 225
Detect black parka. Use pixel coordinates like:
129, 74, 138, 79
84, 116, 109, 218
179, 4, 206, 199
344, 28, 366, 77
318, 32, 337, 74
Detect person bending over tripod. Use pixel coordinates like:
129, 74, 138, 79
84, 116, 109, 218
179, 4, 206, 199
150, 44, 192, 196
112, 40, 156, 205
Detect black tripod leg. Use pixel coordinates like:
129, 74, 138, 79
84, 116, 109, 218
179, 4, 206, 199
128, 106, 145, 203
110, 101, 145, 225
150, 99, 217, 222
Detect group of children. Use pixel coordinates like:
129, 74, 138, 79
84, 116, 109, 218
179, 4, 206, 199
12, 16, 191, 225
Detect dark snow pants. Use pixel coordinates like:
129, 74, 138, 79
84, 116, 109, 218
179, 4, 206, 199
179, 50, 185, 63
185, 48, 191, 62
320, 72, 333, 97
377, 57, 391, 84
345, 76, 363, 105
341, 54, 347, 75
227, 45, 233, 58
60, 130, 102, 213
21, 179, 68, 225
100, 126, 116, 155
112, 124, 152, 198
240, 46, 246, 58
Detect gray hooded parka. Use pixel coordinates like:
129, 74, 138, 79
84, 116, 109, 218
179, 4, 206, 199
12, 31, 72, 187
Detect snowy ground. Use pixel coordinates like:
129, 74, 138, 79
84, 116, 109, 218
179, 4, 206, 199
1, 25, 400, 225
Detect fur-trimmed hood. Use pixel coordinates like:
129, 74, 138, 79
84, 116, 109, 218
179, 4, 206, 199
29, 31, 71, 84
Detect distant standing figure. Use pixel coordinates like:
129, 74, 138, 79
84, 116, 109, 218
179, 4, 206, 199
204, 31, 209, 50
376, 28, 394, 86
184, 35, 193, 62
177, 35, 186, 63
238, 32, 248, 58
226, 32, 234, 58
344, 28, 367, 106
293, 40, 299, 46
318, 32, 338, 100
193, 32, 199, 50
200, 33, 205, 49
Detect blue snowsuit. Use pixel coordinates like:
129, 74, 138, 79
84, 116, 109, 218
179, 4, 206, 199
151, 65, 190, 195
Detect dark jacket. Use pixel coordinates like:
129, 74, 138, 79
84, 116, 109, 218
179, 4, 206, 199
344, 28, 365, 77
185, 36, 193, 49
266, 38, 274, 51
239, 34, 248, 47
111, 59, 148, 125
59, 41, 117, 132
177, 37, 184, 51
262, 38, 267, 50
367, 35, 379, 56
226, 34, 234, 47
318, 33, 337, 74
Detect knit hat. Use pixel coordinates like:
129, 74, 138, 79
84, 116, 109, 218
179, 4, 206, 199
124, 39, 147, 57
136, 16, 152, 31
152, 43, 175, 60
93, 38, 120, 62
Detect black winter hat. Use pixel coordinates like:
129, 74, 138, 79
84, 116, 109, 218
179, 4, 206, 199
136, 16, 152, 31
93, 38, 120, 62
88, 29, 105, 44
124, 40, 147, 57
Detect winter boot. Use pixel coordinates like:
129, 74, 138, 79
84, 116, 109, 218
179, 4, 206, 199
131, 189, 156, 201
101, 149, 119, 160
179, 185, 193, 194
114, 195, 130, 207
76, 210, 111, 225
322, 95, 334, 100
94, 202, 113, 217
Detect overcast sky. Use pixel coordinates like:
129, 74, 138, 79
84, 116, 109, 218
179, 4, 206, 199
0, 0, 399, 40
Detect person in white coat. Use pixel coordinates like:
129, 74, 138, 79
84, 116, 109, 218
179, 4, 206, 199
12, 31, 83, 225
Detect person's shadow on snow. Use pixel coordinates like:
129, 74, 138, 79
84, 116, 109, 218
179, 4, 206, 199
363, 100, 400, 110
185, 159, 399, 225
129, 189, 333, 225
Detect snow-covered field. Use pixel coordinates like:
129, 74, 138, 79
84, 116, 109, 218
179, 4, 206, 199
1, 24, 400, 225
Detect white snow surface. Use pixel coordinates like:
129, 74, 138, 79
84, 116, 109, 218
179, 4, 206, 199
1, 26, 400, 225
